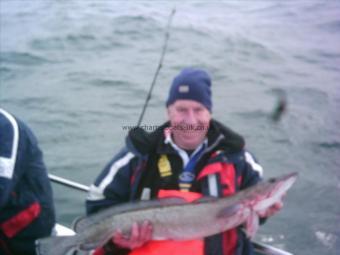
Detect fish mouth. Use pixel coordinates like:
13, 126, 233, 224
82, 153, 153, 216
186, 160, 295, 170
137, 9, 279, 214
279, 172, 298, 188
268, 172, 298, 184
268, 172, 298, 199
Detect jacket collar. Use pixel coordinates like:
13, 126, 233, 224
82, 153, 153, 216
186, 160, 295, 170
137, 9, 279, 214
126, 119, 245, 156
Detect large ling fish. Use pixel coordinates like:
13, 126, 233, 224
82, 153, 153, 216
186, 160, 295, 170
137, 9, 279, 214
36, 172, 298, 255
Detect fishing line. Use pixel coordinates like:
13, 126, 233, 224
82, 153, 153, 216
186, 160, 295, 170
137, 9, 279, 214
136, 8, 176, 127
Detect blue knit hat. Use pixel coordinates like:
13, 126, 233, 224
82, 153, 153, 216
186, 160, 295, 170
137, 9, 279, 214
166, 68, 212, 112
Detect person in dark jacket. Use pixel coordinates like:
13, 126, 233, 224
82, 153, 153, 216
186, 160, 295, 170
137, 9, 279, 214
86, 68, 282, 255
0, 108, 56, 255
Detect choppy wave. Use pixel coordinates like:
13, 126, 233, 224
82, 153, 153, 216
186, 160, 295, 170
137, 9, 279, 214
289, 87, 329, 106
16, 97, 54, 109
233, 110, 268, 120
89, 78, 131, 88
318, 20, 340, 32
0, 51, 52, 65
113, 15, 162, 40
0, 66, 15, 80
31, 34, 94, 50
314, 141, 340, 150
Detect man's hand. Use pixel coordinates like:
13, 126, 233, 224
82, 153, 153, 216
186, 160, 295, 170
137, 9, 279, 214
258, 200, 283, 218
112, 221, 153, 249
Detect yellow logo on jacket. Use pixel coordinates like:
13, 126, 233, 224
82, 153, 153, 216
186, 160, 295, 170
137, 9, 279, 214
158, 155, 172, 177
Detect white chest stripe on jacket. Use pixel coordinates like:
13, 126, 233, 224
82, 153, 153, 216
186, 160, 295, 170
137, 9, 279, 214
245, 151, 263, 176
99, 152, 135, 191
208, 174, 219, 197
87, 152, 135, 201
0, 109, 19, 179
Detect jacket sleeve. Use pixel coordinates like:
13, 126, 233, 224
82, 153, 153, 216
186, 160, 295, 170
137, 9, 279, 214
239, 150, 269, 225
85, 147, 137, 215
239, 150, 263, 189
0, 111, 20, 209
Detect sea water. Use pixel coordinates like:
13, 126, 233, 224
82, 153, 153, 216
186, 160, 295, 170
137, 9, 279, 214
1, 1, 339, 254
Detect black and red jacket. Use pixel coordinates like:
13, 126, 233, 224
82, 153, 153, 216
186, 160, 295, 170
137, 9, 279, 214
86, 119, 263, 255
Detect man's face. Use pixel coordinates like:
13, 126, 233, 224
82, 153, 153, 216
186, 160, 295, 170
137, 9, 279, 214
167, 99, 211, 150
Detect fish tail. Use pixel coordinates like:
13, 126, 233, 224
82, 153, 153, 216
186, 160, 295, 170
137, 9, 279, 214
36, 236, 77, 255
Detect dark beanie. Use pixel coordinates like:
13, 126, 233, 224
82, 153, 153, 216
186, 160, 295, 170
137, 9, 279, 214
166, 68, 212, 112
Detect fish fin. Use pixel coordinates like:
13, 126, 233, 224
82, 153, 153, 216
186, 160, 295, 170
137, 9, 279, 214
36, 236, 77, 255
72, 215, 95, 233
158, 197, 188, 204
217, 204, 242, 218
244, 211, 259, 239
78, 231, 114, 252
79, 242, 100, 251
196, 196, 219, 203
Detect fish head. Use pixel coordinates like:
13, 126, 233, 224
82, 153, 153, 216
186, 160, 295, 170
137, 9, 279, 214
252, 172, 298, 212
267, 172, 298, 199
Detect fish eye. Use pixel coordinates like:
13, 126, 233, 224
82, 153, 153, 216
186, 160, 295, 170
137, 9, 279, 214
269, 178, 276, 183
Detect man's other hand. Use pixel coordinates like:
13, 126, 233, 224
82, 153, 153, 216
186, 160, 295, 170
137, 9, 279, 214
258, 200, 283, 218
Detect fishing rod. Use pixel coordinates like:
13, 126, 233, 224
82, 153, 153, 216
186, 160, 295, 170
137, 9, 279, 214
48, 8, 176, 192
136, 8, 176, 126
48, 174, 89, 192
48, 8, 176, 190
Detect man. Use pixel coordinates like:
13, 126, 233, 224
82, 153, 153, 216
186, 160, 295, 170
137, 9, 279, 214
0, 109, 55, 255
86, 68, 282, 255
